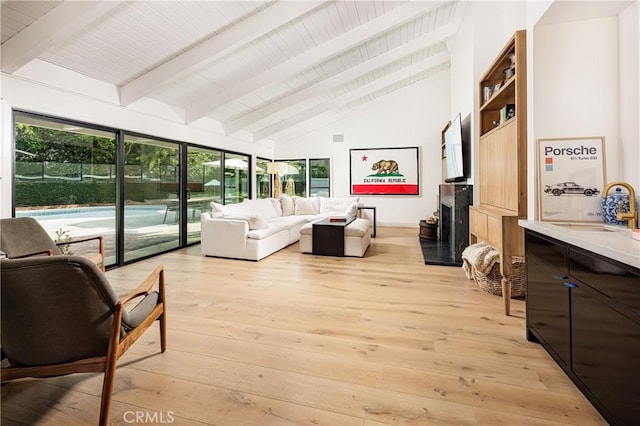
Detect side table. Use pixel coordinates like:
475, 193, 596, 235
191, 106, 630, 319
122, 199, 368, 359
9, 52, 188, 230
357, 206, 376, 237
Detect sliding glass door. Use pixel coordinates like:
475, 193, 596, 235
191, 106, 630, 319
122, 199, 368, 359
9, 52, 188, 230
13, 111, 255, 267
123, 134, 180, 262
13, 112, 118, 267
186, 146, 222, 244
224, 152, 250, 204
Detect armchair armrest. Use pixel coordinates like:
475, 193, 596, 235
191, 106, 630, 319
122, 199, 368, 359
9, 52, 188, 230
12, 249, 54, 259
119, 265, 165, 305
57, 235, 105, 255
58, 235, 105, 271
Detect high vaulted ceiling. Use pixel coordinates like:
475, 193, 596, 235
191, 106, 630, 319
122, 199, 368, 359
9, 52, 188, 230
1, 1, 465, 144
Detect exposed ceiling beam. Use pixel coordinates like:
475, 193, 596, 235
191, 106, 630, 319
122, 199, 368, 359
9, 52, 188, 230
253, 51, 451, 142
118, 1, 325, 106
1, 1, 122, 74
186, 1, 446, 124
224, 24, 456, 135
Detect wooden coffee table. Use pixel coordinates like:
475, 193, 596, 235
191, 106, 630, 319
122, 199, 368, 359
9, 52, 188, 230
312, 217, 356, 256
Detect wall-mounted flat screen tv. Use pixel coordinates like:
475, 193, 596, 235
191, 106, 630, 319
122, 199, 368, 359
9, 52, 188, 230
443, 113, 470, 183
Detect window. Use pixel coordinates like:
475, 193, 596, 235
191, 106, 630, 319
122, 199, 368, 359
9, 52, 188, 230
186, 146, 222, 244
224, 152, 250, 204
281, 159, 306, 197
256, 157, 271, 199
309, 158, 330, 197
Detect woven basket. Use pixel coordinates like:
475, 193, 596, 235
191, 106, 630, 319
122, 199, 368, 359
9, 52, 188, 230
472, 256, 526, 298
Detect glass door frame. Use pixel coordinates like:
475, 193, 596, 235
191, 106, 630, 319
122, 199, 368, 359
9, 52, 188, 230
11, 109, 254, 269
119, 131, 187, 265
12, 110, 119, 268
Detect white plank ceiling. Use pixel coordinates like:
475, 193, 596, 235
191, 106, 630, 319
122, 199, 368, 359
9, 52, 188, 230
1, 0, 465, 144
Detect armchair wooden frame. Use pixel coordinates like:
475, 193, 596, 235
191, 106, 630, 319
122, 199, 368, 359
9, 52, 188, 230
0, 217, 106, 272
14, 235, 106, 272
0, 264, 167, 426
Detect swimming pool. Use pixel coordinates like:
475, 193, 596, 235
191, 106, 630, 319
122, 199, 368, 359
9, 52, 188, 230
17, 205, 165, 220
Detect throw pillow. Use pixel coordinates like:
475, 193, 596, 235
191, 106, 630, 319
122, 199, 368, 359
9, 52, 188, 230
269, 198, 283, 216
210, 201, 225, 213
294, 197, 318, 215
345, 203, 358, 220
279, 194, 295, 216
222, 202, 249, 215
249, 198, 279, 220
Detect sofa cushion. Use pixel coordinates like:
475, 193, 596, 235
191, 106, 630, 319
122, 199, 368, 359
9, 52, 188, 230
268, 215, 308, 228
299, 222, 313, 235
210, 201, 251, 215
319, 197, 359, 215
247, 198, 279, 220
345, 218, 370, 237
294, 197, 319, 215
279, 194, 295, 216
247, 225, 286, 240
304, 214, 327, 222
299, 218, 369, 236
221, 213, 268, 230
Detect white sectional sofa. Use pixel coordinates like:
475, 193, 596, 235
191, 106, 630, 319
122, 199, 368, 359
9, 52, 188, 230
200, 195, 360, 261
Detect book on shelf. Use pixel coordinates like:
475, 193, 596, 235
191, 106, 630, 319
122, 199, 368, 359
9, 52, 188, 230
499, 104, 516, 124
482, 85, 494, 103
329, 216, 347, 222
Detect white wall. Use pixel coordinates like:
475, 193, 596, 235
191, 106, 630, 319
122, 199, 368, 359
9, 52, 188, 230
525, 1, 555, 220
534, 17, 619, 167
619, 2, 640, 193
534, 4, 639, 216
448, 2, 476, 187
0, 99, 10, 218
277, 72, 451, 227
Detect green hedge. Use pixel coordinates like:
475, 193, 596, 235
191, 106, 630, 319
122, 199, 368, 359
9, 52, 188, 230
15, 182, 168, 207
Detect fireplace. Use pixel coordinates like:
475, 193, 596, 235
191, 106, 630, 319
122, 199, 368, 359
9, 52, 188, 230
440, 204, 451, 244
420, 184, 472, 266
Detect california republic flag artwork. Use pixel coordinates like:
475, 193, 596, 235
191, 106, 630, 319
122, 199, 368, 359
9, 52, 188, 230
350, 147, 419, 195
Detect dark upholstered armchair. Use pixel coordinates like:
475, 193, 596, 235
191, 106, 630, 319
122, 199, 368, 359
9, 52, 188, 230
0, 255, 167, 426
0, 217, 105, 272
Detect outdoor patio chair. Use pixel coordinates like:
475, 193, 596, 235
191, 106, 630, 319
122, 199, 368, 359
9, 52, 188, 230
0, 255, 167, 426
0, 216, 105, 272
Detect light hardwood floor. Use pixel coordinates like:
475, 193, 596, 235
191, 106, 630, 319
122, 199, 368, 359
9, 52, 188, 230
1, 227, 606, 425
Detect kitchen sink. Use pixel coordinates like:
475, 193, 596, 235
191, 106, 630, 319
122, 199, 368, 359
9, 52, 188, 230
553, 223, 625, 232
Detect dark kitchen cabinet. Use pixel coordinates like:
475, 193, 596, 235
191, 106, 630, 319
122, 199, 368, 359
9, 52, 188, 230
525, 229, 640, 426
525, 231, 570, 367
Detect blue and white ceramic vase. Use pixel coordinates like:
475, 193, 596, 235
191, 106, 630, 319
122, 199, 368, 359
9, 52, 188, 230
601, 187, 630, 225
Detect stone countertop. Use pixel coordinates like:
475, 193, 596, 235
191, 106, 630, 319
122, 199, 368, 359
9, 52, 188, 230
518, 220, 640, 270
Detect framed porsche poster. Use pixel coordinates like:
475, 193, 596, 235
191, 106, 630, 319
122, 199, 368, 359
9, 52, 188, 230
350, 147, 419, 195
537, 136, 606, 222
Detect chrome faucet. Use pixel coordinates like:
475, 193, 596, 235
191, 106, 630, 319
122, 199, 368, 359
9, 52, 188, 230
602, 181, 637, 229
